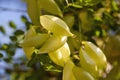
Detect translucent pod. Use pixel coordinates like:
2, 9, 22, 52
21, 34, 50, 47
22, 47, 34, 60
40, 15, 74, 36
79, 48, 99, 77
24, 27, 36, 40
26, 0, 40, 25
38, 0, 63, 17
72, 66, 95, 80
26, 0, 63, 25
38, 35, 67, 54
22, 27, 36, 59
81, 41, 107, 69
48, 43, 70, 67
63, 60, 76, 80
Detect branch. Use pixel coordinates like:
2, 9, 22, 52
0, 7, 27, 12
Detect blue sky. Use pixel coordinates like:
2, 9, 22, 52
0, 0, 29, 79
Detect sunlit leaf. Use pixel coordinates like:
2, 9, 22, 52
79, 0, 101, 6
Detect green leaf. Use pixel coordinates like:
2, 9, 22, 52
0, 53, 3, 58
10, 36, 17, 42
9, 21, 16, 29
63, 14, 75, 29
43, 63, 62, 72
0, 44, 9, 50
21, 15, 28, 23
0, 26, 6, 34
79, 0, 101, 6
14, 30, 24, 36
28, 53, 62, 72
67, 3, 82, 8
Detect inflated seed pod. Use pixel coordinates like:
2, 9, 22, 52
63, 60, 76, 80
37, 0, 63, 17
22, 46, 34, 60
81, 41, 107, 69
38, 35, 67, 54
24, 27, 36, 40
22, 27, 36, 59
26, 0, 40, 25
72, 66, 95, 80
79, 48, 99, 77
48, 42, 70, 67
21, 34, 50, 47
40, 15, 74, 36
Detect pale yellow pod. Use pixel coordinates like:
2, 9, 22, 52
22, 27, 36, 60
48, 43, 70, 67
72, 66, 95, 80
38, 35, 67, 54
22, 46, 34, 60
79, 48, 99, 77
63, 60, 76, 80
38, 0, 63, 17
21, 34, 50, 47
26, 0, 40, 25
40, 15, 74, 36
81, 41, 107, 69
24, 27, 36, 40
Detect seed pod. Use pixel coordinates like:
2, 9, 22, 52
81, 41, 107, 69
26, 0, 40, 25
21, 34, 50, 47
22, 46, 34, 60
24, 27, 36, 40
79, 48, 99, 77
22, 27, 36, 60
38, 35, 67, 54
38, 0, 63, 17
48, 43, 70, 67
72, 66, 95, 80
63, 60, 76, 80
40, 15, 74, 36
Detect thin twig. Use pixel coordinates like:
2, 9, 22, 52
0, 7, 27, 12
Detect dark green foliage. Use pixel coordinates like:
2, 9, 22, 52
9, 21, 17, 29
0, 53, 3, 58
0, 26, 6, 34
